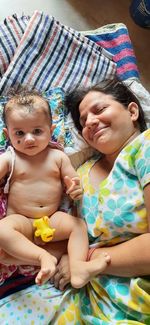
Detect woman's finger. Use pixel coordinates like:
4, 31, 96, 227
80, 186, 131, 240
53, 271, 63, 289
59, 277, 70, 291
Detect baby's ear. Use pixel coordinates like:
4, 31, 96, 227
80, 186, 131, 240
3, 128, 9, 139
128, 102, 139, 122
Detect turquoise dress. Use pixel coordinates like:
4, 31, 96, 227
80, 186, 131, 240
0, 130, 150, 324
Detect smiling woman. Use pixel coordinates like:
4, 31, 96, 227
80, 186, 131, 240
62, 79, 150, 324
79, 90, 141, 156
66, 79, 147, 134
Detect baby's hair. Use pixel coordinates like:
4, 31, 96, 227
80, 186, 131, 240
65, 78, 147, 133
3, 85, 52, 125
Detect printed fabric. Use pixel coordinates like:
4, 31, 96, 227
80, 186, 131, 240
0, 130, 150, 324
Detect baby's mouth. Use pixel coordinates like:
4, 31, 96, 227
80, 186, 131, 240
26, 145, 36, 149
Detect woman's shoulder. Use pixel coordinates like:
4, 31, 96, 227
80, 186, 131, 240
123, 129, 150, 155
133, 128, 150, 143
119, 129, 150, 172
135, 128, 150, 141
142, 128, 150, 140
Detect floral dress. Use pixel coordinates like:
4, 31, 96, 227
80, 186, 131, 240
0, 130, 150, 324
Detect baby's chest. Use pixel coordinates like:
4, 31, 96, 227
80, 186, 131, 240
13, 157, 61, 180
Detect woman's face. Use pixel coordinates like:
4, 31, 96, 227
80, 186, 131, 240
79, 90, 139, 155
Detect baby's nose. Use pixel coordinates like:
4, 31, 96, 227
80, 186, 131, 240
24, 133, 35, 143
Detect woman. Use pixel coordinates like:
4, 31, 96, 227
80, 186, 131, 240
0, 80, 150, 324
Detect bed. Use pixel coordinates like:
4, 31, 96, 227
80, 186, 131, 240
0, 10, 150, 323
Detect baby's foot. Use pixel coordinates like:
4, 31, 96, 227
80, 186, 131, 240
35, 254, 57, 286
71, 252, 110, 289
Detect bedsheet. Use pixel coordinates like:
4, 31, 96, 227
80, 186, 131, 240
0, 10, 150, 324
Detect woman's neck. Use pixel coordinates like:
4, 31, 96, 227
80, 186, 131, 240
103, 129, 141, 168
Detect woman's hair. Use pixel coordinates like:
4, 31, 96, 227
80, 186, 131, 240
3, 86, 52, 125
65, 79, 147, 133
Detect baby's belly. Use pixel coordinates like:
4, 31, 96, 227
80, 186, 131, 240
7, 204, 58, 218
7, 183, 62, 218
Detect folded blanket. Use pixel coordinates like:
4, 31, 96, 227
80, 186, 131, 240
83, 23, 139, 80
0, 11, 116, 95
0, 14, 139, 88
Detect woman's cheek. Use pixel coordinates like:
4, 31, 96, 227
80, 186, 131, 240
82, 129, 92, 143
82, 128, 88, 141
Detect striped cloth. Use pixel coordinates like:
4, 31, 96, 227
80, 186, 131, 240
84, 23, 139, 80
0, 15, 28, 78
0, 13, 140, 98
0, 11, 116, 95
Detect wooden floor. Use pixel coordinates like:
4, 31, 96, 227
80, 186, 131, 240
0, 0, 150, 91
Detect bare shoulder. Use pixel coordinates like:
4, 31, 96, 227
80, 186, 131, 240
0, 150, 11, 164
0, 150, 12, 177
49, 148, 70, 161
49, 149, 74, 174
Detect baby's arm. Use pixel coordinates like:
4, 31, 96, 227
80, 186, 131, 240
59, 152, 83, 200
0, 152, 10, 180
64, 175, 83, 200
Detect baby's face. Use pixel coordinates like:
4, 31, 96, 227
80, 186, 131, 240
5, 97, 53, 156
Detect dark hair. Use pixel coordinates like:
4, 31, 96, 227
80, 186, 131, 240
3, 85, 52, 125
65, 79, 147, 133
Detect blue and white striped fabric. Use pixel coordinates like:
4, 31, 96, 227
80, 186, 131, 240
0, 11, 116, 95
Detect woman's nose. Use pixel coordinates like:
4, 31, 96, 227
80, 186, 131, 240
85, 113, 99, 128
24, 133, 35, 144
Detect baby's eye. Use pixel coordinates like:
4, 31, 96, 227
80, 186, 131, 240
33, 128, 42, 135
15, 130, 24, 137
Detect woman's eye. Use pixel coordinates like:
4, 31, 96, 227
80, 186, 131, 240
33, 129, 42, 135
96, 107, 106, 114
15, 130, 24, 137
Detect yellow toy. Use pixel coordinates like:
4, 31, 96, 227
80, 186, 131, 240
33, 216, 55, 242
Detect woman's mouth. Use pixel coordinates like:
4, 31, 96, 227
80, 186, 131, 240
93, 126, 108, 139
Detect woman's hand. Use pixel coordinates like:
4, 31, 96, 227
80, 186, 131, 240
50, 254, 71, 290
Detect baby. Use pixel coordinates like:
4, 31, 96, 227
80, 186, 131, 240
0, 89, 110, 288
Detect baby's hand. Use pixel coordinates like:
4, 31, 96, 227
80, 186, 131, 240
64, 176, 83, 200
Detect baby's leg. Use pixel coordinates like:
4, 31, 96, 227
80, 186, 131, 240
0, 215, 57, 285
70, 252, 110, 288
0, 240, 67, 266
49, 211, 110, 288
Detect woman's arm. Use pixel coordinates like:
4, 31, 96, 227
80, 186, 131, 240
91, 183, 150, 277
91, 232, 150, 277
